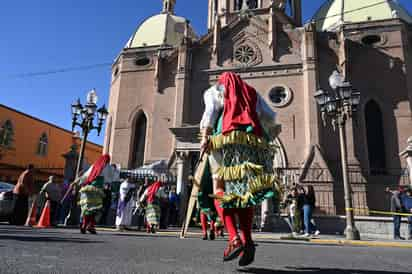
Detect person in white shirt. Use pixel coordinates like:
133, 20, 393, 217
115, 179, 137, 231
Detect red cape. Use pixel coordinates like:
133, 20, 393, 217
81, 154, 111, 187
147, 181, 162, 204
218, 72, 263, 137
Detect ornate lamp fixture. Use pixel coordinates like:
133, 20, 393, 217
314, 70, 361, 241
71, 89, 108, 177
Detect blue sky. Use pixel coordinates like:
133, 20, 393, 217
1, 0, 411, 145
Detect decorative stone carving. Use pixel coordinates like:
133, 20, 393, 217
233, 40, 262, 67
235, 44, 256, 64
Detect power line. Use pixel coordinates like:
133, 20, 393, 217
2, 0, 408, 80
2, 62, 112, 80
313, 0, 401, 22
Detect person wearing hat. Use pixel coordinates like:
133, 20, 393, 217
40, 176, 63, 226
139, 177, 168, 233
70, 154, 111, 234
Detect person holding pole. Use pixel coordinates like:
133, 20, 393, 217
199, 72, 280, 266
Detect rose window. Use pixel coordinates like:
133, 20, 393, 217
235, 44, 256, 65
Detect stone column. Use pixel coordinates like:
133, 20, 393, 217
302, 22, 321, 158
176, 152, 185, 195
400, 137, 412, 186
261, 199, 275, 231
176, 151, 190, 224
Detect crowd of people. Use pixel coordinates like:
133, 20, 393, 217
282, 184, 320, 237
116, 177, 180, 233
9, 163, 182, 234
5, 70, 412, 268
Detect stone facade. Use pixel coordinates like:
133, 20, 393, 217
104, 0, 412, 218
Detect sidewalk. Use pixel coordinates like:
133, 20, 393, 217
95, 226, 412, 249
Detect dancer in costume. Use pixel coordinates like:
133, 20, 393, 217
214, 215, 225, 238
116, 178, 137, 231
139, 179, 167, 233
69, 154, 119, 234
200, 72, 280, 266
197, 161, 217, 240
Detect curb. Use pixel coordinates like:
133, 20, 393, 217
309, 239, 412, 249
95, 228, 412, 248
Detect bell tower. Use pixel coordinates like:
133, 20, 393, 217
208, 0, 301, 30
162, 0, 176, 14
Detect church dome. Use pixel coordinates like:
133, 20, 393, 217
313, 0, 412, 31
126, 13, 197, 49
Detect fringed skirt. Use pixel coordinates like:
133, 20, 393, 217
79, 185, 104, 216
146, 203, 161, 226
209, 130, 280, 209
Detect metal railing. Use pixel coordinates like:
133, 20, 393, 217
120, 168, 178, 184
275, 167, 410, 186
274, 167, 410, 216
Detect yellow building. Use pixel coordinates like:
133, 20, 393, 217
0, 104, 102, 184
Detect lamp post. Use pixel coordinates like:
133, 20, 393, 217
314, 70, 361, 240
71, 89, 108, 178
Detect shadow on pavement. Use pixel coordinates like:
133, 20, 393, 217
0, 235, 104, 244
0, 228, 69, 234
110, 233, 178, 239
238, 267, 408, 274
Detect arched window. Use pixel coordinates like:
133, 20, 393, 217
37, 133, 48, 156
0, 120, 14, 147
234, 0, 258, 10
234, 0, 242, 10
247, 0, 258, 9
365, 100, 386, 174
285, 0, 293, 17
130, 113, 147, 169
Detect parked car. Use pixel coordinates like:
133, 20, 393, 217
0, 182, 15, 223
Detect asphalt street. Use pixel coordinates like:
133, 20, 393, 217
0, 225, 411, 274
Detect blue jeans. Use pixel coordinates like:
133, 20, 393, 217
303, 205, 313, 234
393, 215, 401, 238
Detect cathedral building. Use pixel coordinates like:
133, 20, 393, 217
104, 0, 412, 220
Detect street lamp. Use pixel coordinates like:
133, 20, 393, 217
314, 70, 361, 240
71, 89, 108, 178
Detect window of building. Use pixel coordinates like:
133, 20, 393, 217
113, 67, 119, 77
234, 0, 258, 11
365, 100, 387, 174
130, 113, 147, 169
235, 44, 256, 65
135, 57, 151, 67
37, 133, 48, 156
0, 120, 14, 148
361, 34, 382, 46
268, 86, 293, 107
